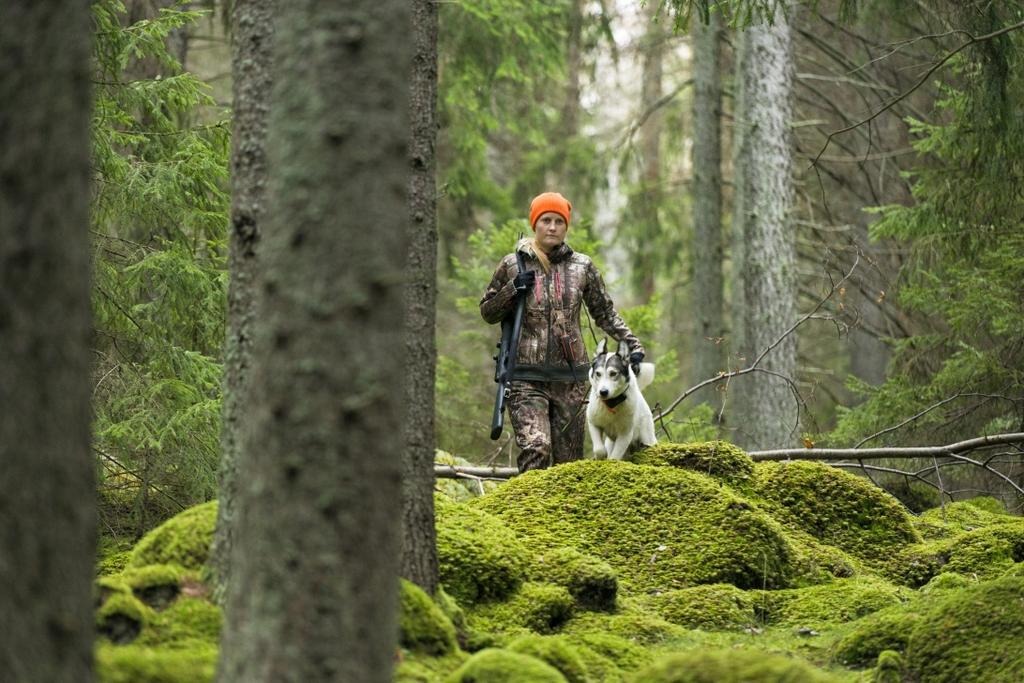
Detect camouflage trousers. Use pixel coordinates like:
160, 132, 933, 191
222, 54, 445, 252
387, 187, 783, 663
507, 380, 588, 472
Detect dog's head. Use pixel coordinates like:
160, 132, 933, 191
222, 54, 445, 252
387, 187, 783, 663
589, 338, 631, 400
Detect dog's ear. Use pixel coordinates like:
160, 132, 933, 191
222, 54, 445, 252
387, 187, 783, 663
596, 338, 607, 356
615, 339, 628, 359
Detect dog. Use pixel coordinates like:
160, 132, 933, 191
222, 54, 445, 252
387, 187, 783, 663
586, 338, 657, 461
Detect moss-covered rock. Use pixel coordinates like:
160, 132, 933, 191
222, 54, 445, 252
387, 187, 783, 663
631, 441, 754, 488
872, 650, 902, 683
884, 521, 1024, 586
135, 597, 222, 648
95, 642, 217, 683
531, 547, 617, 612
915, 498, 1013, 539
128, 501, 217, 571
400, 579, 459, 656
755, 578, 906, 628
903, 575, 1024, 683
395, 652, 470, 683
629, 648, 843, 682
436, 494, 530, 605
752, 461, 919, 563
920, 571, 973, 594
831, 606, 923, 668
506, 635, 590, 683
445, 648, 568, 683
97, 592, 151, 645
648, 583, 756, 631
468, 582, 574, 634
120, 564, 186, 609
562, 604, 691, 648
562, 631, 649, 680
473, 460, 799, 593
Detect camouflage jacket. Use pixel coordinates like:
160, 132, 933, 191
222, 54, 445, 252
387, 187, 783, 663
480, 239, 644, 382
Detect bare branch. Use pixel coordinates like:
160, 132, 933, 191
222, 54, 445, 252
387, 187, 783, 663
810, 18, 1024, 167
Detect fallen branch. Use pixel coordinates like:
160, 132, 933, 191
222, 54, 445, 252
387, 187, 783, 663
748, 432, 1024, 460
435, 432, 1024, 481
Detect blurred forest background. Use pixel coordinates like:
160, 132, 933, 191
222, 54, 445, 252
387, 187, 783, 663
90, 0, 1024, 549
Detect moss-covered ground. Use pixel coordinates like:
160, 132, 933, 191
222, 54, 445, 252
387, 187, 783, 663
95, 442, 1024, 682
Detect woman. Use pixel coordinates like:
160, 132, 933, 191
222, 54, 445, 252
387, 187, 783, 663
480, 192, 645, 471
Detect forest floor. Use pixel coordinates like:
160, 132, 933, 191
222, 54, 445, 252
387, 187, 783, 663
95, 441, 1024, 682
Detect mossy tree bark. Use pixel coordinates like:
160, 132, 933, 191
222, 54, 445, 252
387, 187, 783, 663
210, 0, 275, 606
216, 1, 411, 681
734, 10, 797, 449
401, 0, 440, 596
690, 11, 725, 411
0, 3, 95, 681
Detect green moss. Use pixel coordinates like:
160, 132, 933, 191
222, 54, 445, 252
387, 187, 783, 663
400, 579, 459, 656
435, 588, 470, 647
128, 501, 217, 571
561, 631, 649, 679
920, 571, 973, 593
916, 499, 1016, 539
468, 582, 574, 634
97, 592, 152, 644
885, 521, 1024, 586
136, 598, 222, 648
631, 441, 754, 488
445, 648, 568, 683
562, 601, 692, 648
98, 537, 135, 577
629, 648, 844, 682
435, 451, 501, 502
96, 642, 217, 683
752, 461, 919, 564
436, 494, 530, 605
648, 584, 756, 631
396, 652, 470, 682
530, 547, 617, 612
506, 635, 590, 683
903, 575, 1024, 682
755, 578, 906, 628
473, 460, 799, 593
831, 606, 923, 668
872, 650, 902, 683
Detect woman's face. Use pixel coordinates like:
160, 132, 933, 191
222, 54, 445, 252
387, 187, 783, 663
534, 212, 568, 252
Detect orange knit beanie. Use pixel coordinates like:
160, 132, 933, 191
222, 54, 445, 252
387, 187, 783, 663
529, 192, 572, 230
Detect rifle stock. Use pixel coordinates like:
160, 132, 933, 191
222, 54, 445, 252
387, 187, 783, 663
489, 249, 528, 440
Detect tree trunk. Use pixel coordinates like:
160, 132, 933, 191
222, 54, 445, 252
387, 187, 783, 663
401, 0, 440, 596
634, 0, 665, 302
690, 11, 725, 410
217, 1, 411, 681
210, 0, 274, 605
735, 11, 797, 450
0, 3, 95, 681
726, 29, 751, 435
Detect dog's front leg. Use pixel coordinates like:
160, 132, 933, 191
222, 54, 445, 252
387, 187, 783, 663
607, 436, 631, 461
589, 422, 608, 460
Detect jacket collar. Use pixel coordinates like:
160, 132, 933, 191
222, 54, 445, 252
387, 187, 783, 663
517, 238, 574, 265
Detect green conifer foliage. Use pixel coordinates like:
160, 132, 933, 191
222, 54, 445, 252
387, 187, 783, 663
90, 0, 229, 538
831, 4, 1024, 452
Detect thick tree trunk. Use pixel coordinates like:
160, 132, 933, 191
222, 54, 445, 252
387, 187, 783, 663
217, 1, 411, 681
0, 4, 95, 681
634, 0, 665, 302
735, 12, 797, 450
401, 0, 440, 596
690, 11, 725, 410
210, 0, 274, 605
726, 31, 751, 433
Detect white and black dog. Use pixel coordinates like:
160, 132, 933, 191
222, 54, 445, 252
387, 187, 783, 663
587, 338, 657, 461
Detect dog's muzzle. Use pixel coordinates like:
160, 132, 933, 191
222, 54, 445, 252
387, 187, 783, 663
599, 389, 609, 397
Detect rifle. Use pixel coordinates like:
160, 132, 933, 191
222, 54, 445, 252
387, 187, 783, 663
490, 247, 529, 440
